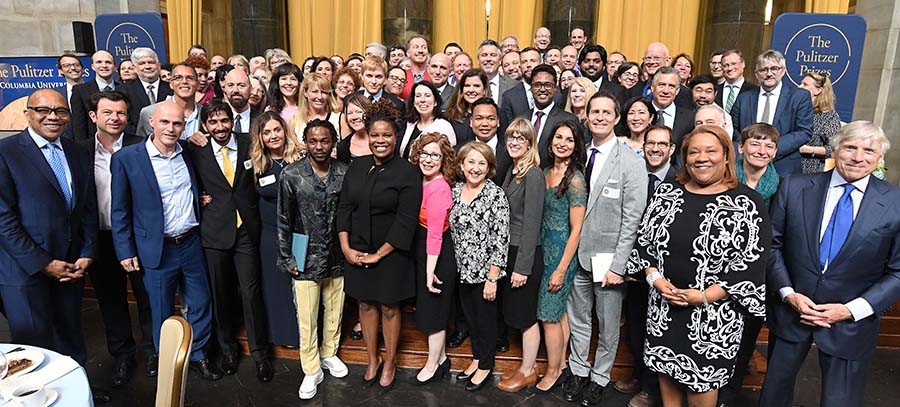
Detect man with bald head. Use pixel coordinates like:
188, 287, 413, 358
533, 27, 551, 55
111, 101, 222, 381
428, 52, 454, 109
71, 50, 119, 141
222, 67, 255, 134
0, 89, 106, 398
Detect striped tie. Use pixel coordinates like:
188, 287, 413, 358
45, 144, 73, 210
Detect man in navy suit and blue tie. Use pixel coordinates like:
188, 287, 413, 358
110, 101, 222, 381
760, 121, 900, 407
730, 49, 812, 176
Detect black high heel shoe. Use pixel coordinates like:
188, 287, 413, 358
456, 367, 476, 382
349, 328, 363, 341
416, 358, 451, 385
465, 369, 493, 392
362, 362, 383, 388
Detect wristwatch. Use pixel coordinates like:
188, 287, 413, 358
486, 276, 500, 283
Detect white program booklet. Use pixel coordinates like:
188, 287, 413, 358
591, 253, 614, 283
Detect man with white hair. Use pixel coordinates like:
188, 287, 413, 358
364, 42, 388, 59
120, 47, 172, 135
761, 121, 900, 407
693, 103, 733, 140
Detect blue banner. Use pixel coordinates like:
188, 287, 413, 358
0, 56, 94, 131
94, 13, 168, 66
771, 13, 867, 122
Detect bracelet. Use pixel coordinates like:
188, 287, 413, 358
646, 271, 663, 287
701, 290, 709, 306
486, 276, 499, 283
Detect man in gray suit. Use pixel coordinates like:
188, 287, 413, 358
563, 90, 647, 407
477, 39, 518, 109
428, 53, 454, 111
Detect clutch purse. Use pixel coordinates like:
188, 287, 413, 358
291, 233, 310, 272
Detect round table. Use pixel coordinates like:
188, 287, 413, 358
0, 343, 93, 406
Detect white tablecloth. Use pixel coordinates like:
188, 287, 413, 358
0, 343, 93, 406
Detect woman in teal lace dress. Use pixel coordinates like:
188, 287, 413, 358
535, 120, 587, 392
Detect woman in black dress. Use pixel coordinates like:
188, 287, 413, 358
337, 100, 423, 390
250, 111, 305, 347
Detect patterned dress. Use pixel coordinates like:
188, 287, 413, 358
629, 183, 771, 392
801, 110, 841, 174
537, 170, 587, 322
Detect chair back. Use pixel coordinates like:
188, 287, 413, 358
155, 316, 193, 407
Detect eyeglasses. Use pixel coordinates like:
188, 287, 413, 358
171, 75, 198, 82
621, 72, 639, 79
27, 106, 71, 118
643, 56, 663, 63
419, 151, 442, 161
388, 75, 406, 83
643, 141, 672, 148
508, 135, 528, 145
59, 62, 81, 69
532, 82, 555, 90
756, 66, 784, 74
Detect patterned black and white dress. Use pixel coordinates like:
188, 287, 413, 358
628, 182, 771, 392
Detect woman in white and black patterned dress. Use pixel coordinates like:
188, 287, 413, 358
628, 126, 771, 407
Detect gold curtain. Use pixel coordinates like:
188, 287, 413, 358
166, 0, 203, 62
434, 0, 488, 59
287, 0, 382, 61
805, 0, 850, 13
488, 0, 543, 50
594, 0, 701, 63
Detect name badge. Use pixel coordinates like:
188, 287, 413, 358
601, 186, 620, 199
258, 174, 276, 187
243, 159, 253, 170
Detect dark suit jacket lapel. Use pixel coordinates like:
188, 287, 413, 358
179, 142, 202, 217
18, 131, 65, 201
828, 177, 891, 269
135, 141, 162, 198
772, 86, 791, 128
61, 139, 87, 210
235, 134, 250, 183
202, 142, 231, 189
748, 90, 760, 124
802, 172, 830, 272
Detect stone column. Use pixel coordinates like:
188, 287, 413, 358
232, 0, 285, 58
382, 0, 433, 48
544, 0, 594, 47
700, 0, 767, 80
854, 1, 900, 184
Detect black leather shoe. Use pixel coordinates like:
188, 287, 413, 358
580, 382, 606, 407
349, 327, 363, 341
91, 386, 112, 404
563, 374, 589, 402
145, 353, 159, 377
256, 359, 273, 383
190, 358, 224, 381
110, 359, 135, 388
447, 330, 469, 348
496, 337, 510, 353
465, 370, 493, 392
221, 352, 239, 375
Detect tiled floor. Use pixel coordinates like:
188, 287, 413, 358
2, 300, 900, 406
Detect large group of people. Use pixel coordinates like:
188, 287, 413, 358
0, 24, 897, 407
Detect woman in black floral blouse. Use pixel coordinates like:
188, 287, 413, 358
449, 141, 510, 392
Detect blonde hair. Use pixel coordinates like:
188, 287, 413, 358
291, 73, 340, 139
564, 77, 598, 121
805, 72, 836, 114
456, 141, 497, 181
505, 117, 540, 181
250, 111, 303, 175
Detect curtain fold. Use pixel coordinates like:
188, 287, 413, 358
488, 0, 543, 50
167, 0, 203, 62
434, 0, 488, 59
805, 0, 850, 14
594, 0, 701, 64
287, 0, 382, 62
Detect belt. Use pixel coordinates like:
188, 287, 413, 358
164, 227, 198, 245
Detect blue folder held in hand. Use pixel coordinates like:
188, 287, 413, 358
292, 233, 310, 272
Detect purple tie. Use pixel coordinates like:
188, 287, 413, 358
585, 147, 599, 192
533, 111, 545, 136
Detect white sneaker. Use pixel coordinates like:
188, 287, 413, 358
320, 355, 349, 378
298, 369, 324, 400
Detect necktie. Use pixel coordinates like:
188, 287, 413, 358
368, 94, 375, 102
45, 144, 73, 211
761, 91, 773, 124
725, 85, 737, 113
643, 82, 652, 98
819, 183, 855, 270
585, 147, 599, 192
147, 84, 156, 103
657, 110, 669, 128
220, 146, 243, 228
533, 111, 545, 136
234, 115, 242, 133
647, 173, 659, 205
104, 85, 112, 92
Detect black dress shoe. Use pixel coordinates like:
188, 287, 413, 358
580, 382, 606, 407
110, 359, 135, 388
221, 352, 239, 375
256, 359, 273, 383
145, 353, 159, 377
496, 337, 510, 353
563, 374, 589, 402
349, 328, 363, 341
456, 368, 476, 382
190, 358, 224, 381
447, 330, 469, 348
415, 358, 451, 385
465, 370, 493, 392
91, 386, 112, 404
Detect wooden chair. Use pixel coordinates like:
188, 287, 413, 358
155, 316, 193, 407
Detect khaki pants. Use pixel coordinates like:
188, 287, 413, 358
292, 276, 345, 375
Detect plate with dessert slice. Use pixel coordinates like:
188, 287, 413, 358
6, 350, 45, 378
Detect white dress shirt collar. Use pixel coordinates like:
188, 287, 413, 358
146, 137, 183, 158
27, 127, 60, 150
96, 77, 114, 91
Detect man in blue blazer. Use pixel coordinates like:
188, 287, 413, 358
110, 101, 222, 380
0, 89, 105, 398
760, 121, 900, 407
730, 50, 812, 176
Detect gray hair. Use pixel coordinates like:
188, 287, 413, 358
365, 42, 387, 58
831, 120, 891, 156
756, 49, 786, 70
651, 66, 679, 85
130, 47, 158, 64
695, 104, 733, 138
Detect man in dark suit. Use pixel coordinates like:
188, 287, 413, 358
77, 90, 155, 387
478, 40, 518, 109
427, 53, 455, 111
111, 101, 221, 381
579, 44, 628, 106
466, 98, 511, 188
221, 68, 257, 136
650, 67, 694, 167
500, 47, 542, 125
715, 49, 758, 113
730, 50, 812, 176
345, 56, 404, 113
120, 47, 173, 135
71, 50, 118, 142
0, 89, 111, 403
616, 124, 676, 407
529, 64, 579, 166
185, 100, 273, 382
760, 121, 900, 407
